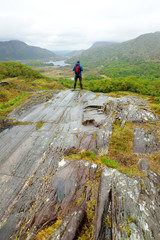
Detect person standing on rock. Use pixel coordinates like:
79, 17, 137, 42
73, 61, 83, 89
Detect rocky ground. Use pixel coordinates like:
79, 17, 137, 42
0, 89, 159, 240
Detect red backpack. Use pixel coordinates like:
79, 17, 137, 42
75, 65, 81, 74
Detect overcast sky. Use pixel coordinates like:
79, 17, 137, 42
0, 0, 160, 50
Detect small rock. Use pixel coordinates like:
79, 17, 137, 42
0, 81, 9, 86
137, 159, 150, 175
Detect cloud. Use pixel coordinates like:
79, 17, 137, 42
0, 0, 160, 50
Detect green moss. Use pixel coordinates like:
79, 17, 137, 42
35, 121, 45, 130
127, 224, 131, 237
76, 193, 85, 206
104, 217, 112, 227
35, 218, 62, 240
127, 217, 134, 223
121, 222, 125, 231
28, 180, 33, 186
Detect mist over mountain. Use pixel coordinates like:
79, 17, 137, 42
0, 40, 56, 61
89, 41, 118, 49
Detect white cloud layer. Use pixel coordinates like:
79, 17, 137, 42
0, 0, 160, 50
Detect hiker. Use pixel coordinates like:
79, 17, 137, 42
73, 61, 83, 89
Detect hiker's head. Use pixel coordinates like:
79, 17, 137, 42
77, 61, 80, 64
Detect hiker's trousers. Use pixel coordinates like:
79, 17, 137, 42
74, 76, 83, 89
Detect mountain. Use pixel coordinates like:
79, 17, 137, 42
113, 31, 160, 60
66, 49, 84, 58
73, 32, 160, 66
89, 41, 117, 49
0, 40, 56, 61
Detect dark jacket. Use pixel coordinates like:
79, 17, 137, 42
73, 63, 83, 77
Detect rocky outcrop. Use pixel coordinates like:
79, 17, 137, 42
0, 90, 159, 240
133, 127, 160, 154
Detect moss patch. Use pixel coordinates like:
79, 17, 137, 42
35, 121, 45, 130
35, 218, 62, 240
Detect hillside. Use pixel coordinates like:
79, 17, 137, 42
0, 61, 43, 79
0, 40, 56, 61
72, 32, 160, 66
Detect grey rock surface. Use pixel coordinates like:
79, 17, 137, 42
0, 89, 160, 240
134, 127, 160, 154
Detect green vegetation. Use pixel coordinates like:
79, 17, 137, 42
66, 150, 144, 177
0, 92, 28, 114
84, 74, 104, 81
57, 76, 160, 97
35, 218, 62, 240
0, 61, 42, 79
101, 157, 119, 168
66, 151, 97, 161
99, 60, 160, 81
0, 62, 64, 118
0, 77, 62, 117
80, 151, 96, 160
35, 121, 45, 130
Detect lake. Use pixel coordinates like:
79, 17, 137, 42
45, 60, 71, 67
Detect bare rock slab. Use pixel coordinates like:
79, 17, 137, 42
0, 90, 160, 240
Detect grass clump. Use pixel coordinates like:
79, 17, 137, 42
65, 150, 145, 177
119, 168, 142, 176
100, 157, 119, 169
65, 151, 97, 161
80, 151, 96, 160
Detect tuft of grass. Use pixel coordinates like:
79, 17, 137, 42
80, 151, 96, 160
119, 167, 145, 176
100, 157, 119, 169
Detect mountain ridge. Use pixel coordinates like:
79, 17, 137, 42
0, 40, 56, 61
71, 32, 160, 65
